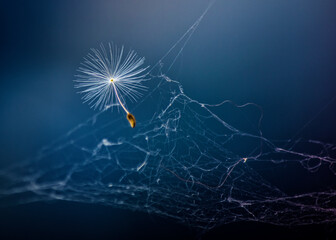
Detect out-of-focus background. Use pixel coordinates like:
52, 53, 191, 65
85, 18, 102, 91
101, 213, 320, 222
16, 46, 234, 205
1, 0, 335, 239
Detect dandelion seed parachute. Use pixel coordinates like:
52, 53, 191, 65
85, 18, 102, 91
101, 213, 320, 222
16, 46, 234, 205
74, 43, 149, 128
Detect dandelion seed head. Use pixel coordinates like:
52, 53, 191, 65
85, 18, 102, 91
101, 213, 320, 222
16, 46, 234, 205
74, 43, 149, 111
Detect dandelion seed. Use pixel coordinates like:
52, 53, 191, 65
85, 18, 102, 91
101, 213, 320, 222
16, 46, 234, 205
74, 43, 149, 128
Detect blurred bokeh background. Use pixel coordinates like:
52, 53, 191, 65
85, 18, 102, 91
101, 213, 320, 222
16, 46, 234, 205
0, 0, 335, 239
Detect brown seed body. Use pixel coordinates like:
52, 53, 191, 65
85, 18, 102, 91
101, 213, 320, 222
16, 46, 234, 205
127, 113, 136, 128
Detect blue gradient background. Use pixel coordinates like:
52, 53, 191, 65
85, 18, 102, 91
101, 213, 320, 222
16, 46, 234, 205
1, 0, 336, 239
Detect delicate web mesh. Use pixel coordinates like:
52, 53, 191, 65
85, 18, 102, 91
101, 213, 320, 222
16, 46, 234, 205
0, 71, 335, 230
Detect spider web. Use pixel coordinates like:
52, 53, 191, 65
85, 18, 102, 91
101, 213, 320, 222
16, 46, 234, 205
0, 1, 335, 231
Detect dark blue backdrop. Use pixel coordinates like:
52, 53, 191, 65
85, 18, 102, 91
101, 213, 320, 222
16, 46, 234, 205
1, 0, 336, 239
